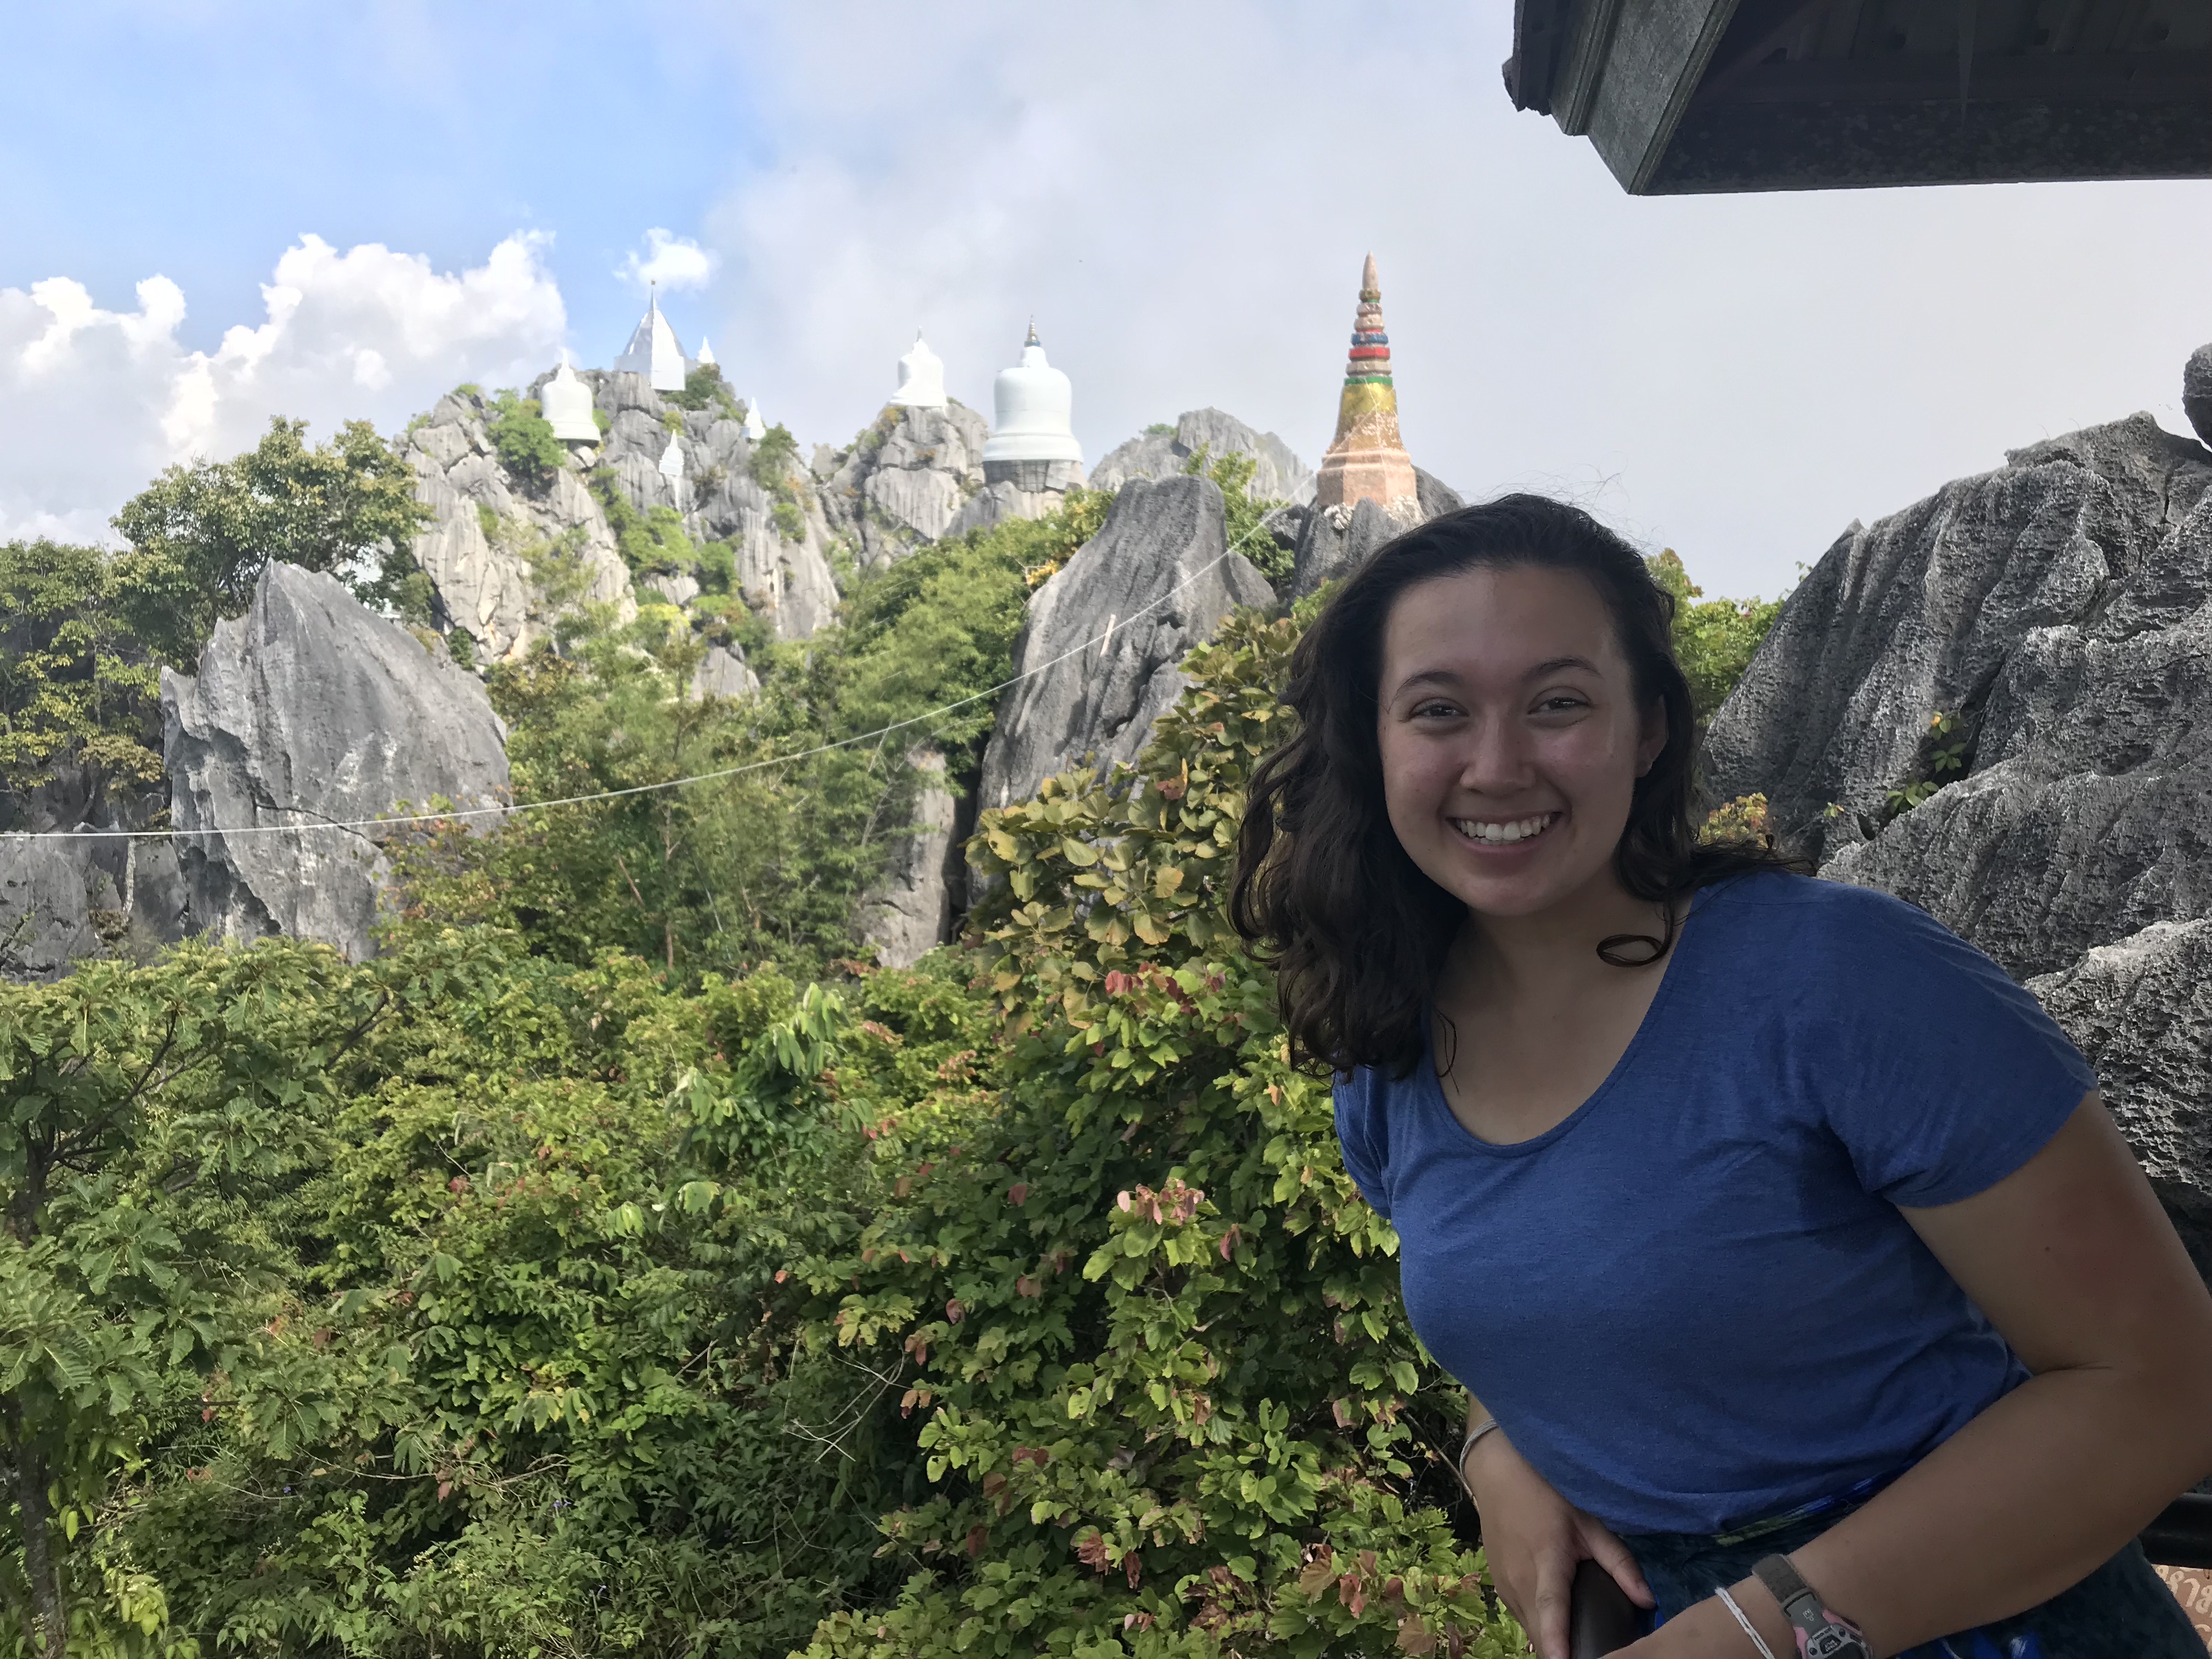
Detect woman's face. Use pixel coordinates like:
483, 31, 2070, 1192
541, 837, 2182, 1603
1375, 563, 1667, 924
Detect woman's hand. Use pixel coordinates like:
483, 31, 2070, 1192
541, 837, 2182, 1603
1464, 1430, 1654, 1659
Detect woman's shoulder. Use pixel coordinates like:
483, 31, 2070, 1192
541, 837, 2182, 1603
1699, 868, 1955, 954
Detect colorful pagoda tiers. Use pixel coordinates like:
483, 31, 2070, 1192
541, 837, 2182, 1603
1314, 253, 1418, 526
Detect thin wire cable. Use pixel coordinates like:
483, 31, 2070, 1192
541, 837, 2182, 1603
9, 514, 1283, 843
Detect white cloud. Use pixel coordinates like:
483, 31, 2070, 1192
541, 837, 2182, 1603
0, 233, 566, 543
692, 0, 2212, 599
620, 228, 718, 293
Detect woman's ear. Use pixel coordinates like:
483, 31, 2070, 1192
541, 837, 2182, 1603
1635, 699, 1669, 778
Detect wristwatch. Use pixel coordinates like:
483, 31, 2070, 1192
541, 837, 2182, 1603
1752, 1555, 1871, 1659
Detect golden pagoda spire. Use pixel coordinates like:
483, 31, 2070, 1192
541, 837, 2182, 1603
1314, 252, 1418, 524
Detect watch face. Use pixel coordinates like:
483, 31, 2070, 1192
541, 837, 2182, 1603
1803, 1626, 1869, 1659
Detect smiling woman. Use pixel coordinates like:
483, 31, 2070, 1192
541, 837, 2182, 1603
1229, 495, 2212, 1659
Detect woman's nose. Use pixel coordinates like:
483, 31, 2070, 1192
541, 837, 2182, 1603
1457, 713, 1536, 791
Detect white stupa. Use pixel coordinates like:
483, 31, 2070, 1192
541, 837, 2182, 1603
889, 331, 947, 410
614, 286, 689, 393
540, 351, 598, 443
697, 337, 718, 368
658, 435, 685, 482
742, 401, 767, 442
979, 322, 1082, 491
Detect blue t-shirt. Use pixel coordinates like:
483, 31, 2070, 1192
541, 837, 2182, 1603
1333, 871, 2097, 1537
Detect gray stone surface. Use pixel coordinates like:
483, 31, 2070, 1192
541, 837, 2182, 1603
979, 476, 1276, 810
690, 644, 759, 701
856, 749, 960, 969
0, 839, 99, 978
1091, 409, 1313, 506
163, 562, 511, 961
2029, 921, 2212, 1249
402, 391, 635, 662
1289, 469, 1465, 597
944, 477, 1075, 541
1705, 391, 2212, 1262
1707, 415, 2212, 870
2187, 343, 2212, 449
818, 403, 990, 566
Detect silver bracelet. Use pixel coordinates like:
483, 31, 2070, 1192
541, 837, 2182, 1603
1456, 1416, 1500, 1482
1716, 1585, 1777, 1659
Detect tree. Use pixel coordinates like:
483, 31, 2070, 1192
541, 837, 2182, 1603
0, 541, 164, 823
110, 417, 430, 664
483, 394, 565, 492
1644, 549, 1785, 725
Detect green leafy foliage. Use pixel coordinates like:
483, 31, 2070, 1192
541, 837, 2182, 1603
1643, 550, 1784, 724
0, 540, 166, 819
110, 416, 431, 663
1884, 711, 1970, 819
483, 393, 566, 490
1180, 447, 1290, 584
667, 363, 744, 421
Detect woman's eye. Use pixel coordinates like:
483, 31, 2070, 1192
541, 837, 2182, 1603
1534, 696, 1587, 714
1412, 700, 1461, 719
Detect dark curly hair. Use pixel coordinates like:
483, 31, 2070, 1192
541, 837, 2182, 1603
1228, 493, 1790, 1077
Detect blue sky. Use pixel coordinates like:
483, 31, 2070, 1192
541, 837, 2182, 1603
5, 1, 2210, 596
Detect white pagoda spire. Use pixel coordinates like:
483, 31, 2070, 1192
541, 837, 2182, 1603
742, 400, 766, 442
540, 349, 598, 443
889, 331, 947, 410
697, 337, 718, 368
615, 283, 689, 393
980, 320, 1082, 491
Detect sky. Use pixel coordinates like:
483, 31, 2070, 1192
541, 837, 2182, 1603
3, 1, 2208, 598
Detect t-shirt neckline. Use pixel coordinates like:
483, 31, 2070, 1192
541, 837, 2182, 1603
1419, 881, 1726, 1159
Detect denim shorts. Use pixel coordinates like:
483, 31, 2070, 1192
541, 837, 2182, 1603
1620, 1496, 2202, 1658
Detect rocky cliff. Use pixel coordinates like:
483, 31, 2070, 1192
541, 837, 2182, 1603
1706, 364, 2212, 1263
1091, 408, 1313, 505
979, 475, 1276, 812
816, 403, 990, 566
165, 562, 511, 961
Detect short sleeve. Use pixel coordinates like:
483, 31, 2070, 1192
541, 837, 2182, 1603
1333, 1069, 1395, 1217
1814, 887, 2097, 1209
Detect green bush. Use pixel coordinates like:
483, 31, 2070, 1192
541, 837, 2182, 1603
485, 393, 566, 490
1644, 550, 1784, 725
667, 362, 744, 421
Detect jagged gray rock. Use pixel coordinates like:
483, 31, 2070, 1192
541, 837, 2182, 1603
818, 403, 989, 566
944, 477, 1076, 541
1707, 415, 2212, 868
0, 839, 99, 978
856, 749, 960, 968
2028, 921, 2212, 1266
979, 476, 1274, 810
691, 644, 758, 701
1290, 469, 1465, 596
1091, 409, 1313, 506
163, 562, 511, 961
402, 390, 636, 662
2187, 343, 2212, 449
1706, 387, 2212, 1267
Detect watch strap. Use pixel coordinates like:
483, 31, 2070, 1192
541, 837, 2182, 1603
1752, 1555, 1870, 1658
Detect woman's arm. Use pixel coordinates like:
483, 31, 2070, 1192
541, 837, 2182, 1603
1460, 1393, 1653, 1659
1634, 1094, 2212, 1657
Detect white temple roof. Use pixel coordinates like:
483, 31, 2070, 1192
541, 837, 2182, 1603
979, 323, 1081, 465
889, 331, 947, 410
540, 351, 599, 443
615, 289, 689, 393
742, 402, 766, 441
658, 435, 685, 479
696, 337, 717, 368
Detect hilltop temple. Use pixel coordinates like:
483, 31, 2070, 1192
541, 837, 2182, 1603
889, 332, 948, 411
979, 323, 1082, 492
614, 288, 690, 392
1314, 253, 1418, 527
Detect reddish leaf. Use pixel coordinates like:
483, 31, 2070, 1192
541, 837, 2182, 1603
966, 1525, 988, 1559
945, 1299, 964, 1323
1007, 1183, 1029, 1207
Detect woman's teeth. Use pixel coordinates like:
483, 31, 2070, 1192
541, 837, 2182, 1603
1452, 812, 1558, 846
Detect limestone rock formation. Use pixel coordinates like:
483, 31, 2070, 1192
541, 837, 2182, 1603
691, 644, 759, 701
2028, 921, 2212, 1260
163, 562, 511, 962
1091, 409, 1313, 506
1289, 468, 1465, 596
816, 402, 989, 566
944, 478, 1078, 540
0, 839, 100, 978
1704, 392, 2212, 1258
401, 390, 636, 662
979, 476, 1275, 810
2187, 343, 2212, 449
856, 750, 961, 969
